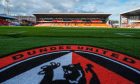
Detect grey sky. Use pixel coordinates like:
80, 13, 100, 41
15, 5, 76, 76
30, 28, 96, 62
0, 0, 140, 20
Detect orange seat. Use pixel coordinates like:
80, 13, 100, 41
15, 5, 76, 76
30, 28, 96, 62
34, 22, 110, 27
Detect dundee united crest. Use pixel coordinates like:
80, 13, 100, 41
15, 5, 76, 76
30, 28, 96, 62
0, 45, 140, 84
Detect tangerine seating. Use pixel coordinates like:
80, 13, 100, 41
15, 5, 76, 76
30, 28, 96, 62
35, 22, 110, 27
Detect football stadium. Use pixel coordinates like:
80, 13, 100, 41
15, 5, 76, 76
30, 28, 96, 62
0, 0, 140, 84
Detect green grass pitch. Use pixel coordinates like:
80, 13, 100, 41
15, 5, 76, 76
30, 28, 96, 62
0, 26, 140, 59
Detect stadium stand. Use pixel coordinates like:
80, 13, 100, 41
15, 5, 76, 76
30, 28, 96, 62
0, 14, 16, 26
34, 13, 111, 27
0, 19, 9, 25
120, 8, 140, 28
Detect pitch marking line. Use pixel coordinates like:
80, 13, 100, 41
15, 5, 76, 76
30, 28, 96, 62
7, 31, 27, 35
115, 33, 134, 37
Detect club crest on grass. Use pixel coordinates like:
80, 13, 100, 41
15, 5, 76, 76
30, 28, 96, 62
0, 45, 140, 84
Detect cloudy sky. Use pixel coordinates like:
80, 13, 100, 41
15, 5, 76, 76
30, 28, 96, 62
0, 0, 140, 20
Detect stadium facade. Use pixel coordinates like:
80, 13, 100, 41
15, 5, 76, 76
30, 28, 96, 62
120, 8, 140, 28
34, 13, 111, 27
14, 16, 36, 22
0, 14, 16, 26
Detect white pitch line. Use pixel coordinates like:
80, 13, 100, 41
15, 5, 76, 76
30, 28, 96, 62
7, 31, 27, 35
116, 33, 134, 37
